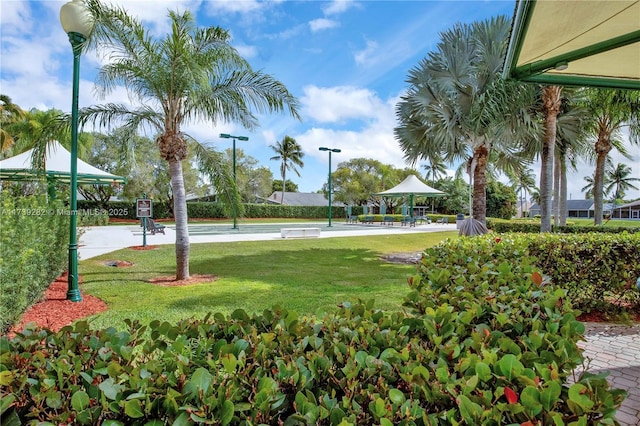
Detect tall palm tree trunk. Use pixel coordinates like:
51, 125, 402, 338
281, 168, 286, 204
553, 154, 561, 227
472, 146, 488, 224
559, 159, 568, 226
593, 128, 611, 225
540, 86, 562, 233
169, 160, 190, 280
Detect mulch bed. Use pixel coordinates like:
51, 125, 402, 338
9, 274, 108, 335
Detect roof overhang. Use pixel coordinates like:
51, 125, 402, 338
503, 0, 640, 90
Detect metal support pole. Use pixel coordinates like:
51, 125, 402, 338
66, 32, 85, 302
142, 192, 147, 247
232, 138, 238, 230
328, 151, 333, 227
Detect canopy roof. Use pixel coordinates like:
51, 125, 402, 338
0, 141, 127, 185
503, 0, 640, 90
376, 175, 445, 197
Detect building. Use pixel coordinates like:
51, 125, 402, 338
528, 200, 613, 219
611, 200, 640, 220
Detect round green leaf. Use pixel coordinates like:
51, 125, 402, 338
71, 390, 90, 412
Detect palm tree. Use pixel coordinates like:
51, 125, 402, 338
395, 16, 538, 225
538, 85, 563, 232
606, 163, 640, 202
421, 157, 446, 184
581, 89, 640, 225
81, 4, 300, 279
0, 95, 26, 155
269, 135, 304, 205
508, 167, 536, 218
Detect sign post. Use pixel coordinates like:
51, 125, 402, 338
136, 194, 152, 247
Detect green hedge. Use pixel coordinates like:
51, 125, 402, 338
78, 201, 355, 220
2, 235, 626, 424
487, 218, 639, 234
0, 194, 68, 333
522, 232, 640, 312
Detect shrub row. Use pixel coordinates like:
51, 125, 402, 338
0, 194, 68, 333
1, 235, 626, 424
486, 218, 639, 234
77, 201, 355, 221
521, 232, 640, 312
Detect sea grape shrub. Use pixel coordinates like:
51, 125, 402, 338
1, 235, 627, 424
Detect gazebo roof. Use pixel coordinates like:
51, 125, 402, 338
376, 175, 445, 197
503, 0, 640, 90
0, 141, 127, 185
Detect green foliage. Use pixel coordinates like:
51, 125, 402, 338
487, 218, 639, 234
524, 232, 640, 312
485, 180, 517, 219
2, 235, 627, 424
0, 194, 68, 333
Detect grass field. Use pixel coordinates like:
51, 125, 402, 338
80, 231, 458, 330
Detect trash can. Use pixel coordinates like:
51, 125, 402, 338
456, 213, 465, 229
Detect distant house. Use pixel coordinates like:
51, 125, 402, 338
267, 192, 344, 207
528, 199, 613, 218
611, 200, 640, 219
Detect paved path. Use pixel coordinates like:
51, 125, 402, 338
580, 323, 640, 425
78, 223, 640, 424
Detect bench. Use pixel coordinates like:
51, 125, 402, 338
401, 216, 416, 227
436, 217, 449, 224
280, 227, 321, 239
416, 216, 431, 225
346, 215, 358, 224
382, 215, 395, 226
363, 215, 375, 224
146, 218, 166, 235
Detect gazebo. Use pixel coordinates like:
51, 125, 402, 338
375, 174, 445, 217
503, 0, 639, 89
0, 141, 127, 195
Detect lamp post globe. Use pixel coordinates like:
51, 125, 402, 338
319, 147, 341, 227
60, 0, 94, 302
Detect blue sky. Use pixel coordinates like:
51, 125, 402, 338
2, 0, 638, 200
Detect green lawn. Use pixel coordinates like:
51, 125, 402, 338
80, 231, 457, 329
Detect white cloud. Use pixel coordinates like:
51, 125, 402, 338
295, 88, 408, 169
323, 0, 358, 16
234, 44, 258, 58
309, 18, 338, 32
354, 39, 379, 66
301, 85, 386, 123
0, 0, 32, 35
203, 0, 262, 15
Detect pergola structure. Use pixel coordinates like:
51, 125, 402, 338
503, 0, 640, 90
0, 141, 127, 193
375, 175, 445, 217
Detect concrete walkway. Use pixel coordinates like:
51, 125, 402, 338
78, 223, 640, 424
78, 221, 458, 260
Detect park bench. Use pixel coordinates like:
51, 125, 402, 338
281, 227, 321, 238
416, 215, 431, 224
346, 215, 359, 224
436, 217, 449, 224
362, 215, 375, 224
401, 216, 416, 227
382, 215, 395, 225
146, 218, 166, 235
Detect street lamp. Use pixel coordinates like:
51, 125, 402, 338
60, 0, 94, 302
220, 133, 249, 229
319, 147, 341, 227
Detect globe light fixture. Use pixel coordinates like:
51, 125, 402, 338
319, 147, 341, 227
60, 0, 94, 302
